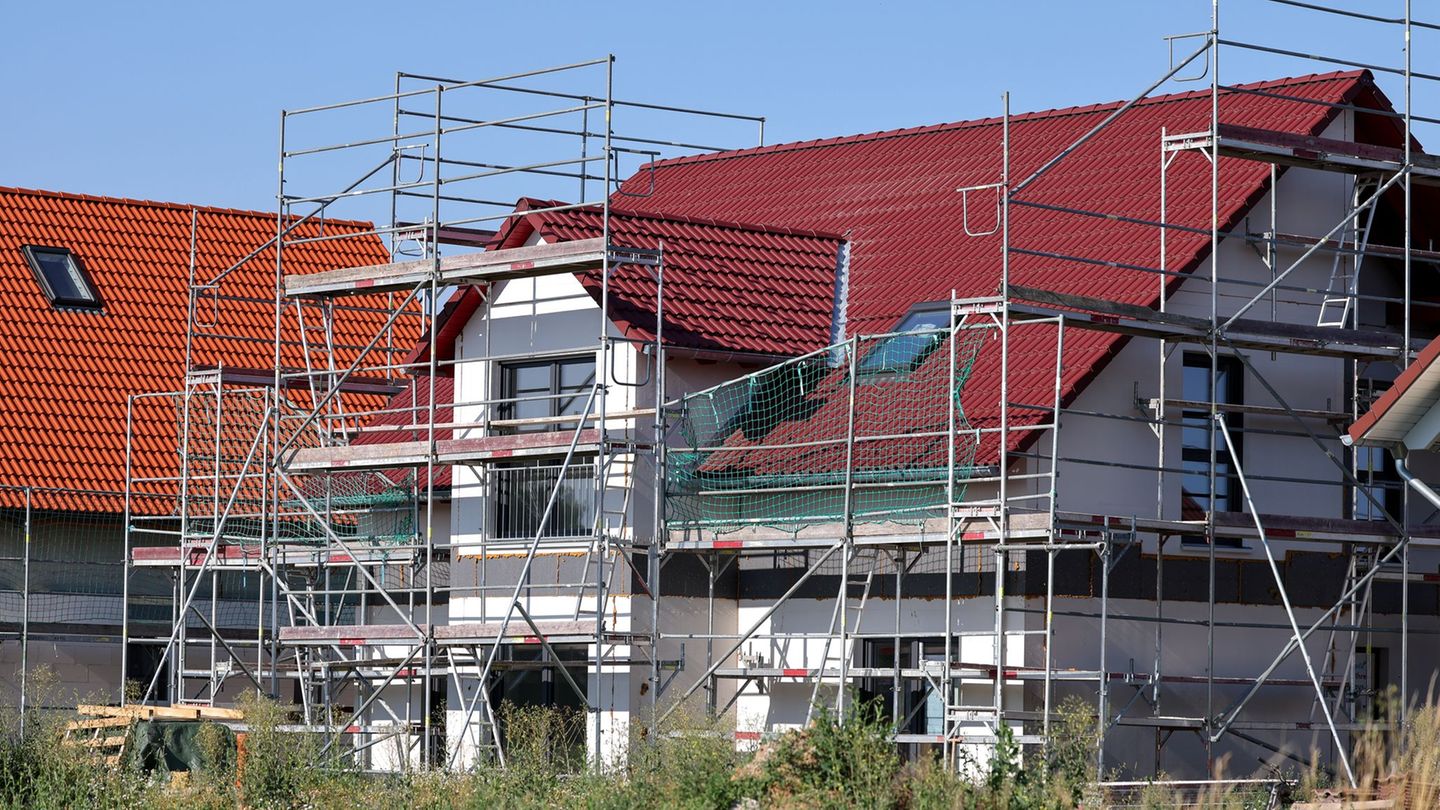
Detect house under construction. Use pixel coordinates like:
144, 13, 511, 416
120, 1, 1440, 782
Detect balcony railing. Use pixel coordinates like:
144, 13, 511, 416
494, 462, 597, 540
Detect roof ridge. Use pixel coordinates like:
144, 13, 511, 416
643, 70, 1369, 171
0, 185, 377, 230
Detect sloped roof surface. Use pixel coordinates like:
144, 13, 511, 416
614, 72, 1381, 461
486, 200, 843, 356
0, 187, 395, 503
350, 374, 454, 492
1348, 334, 1440, 448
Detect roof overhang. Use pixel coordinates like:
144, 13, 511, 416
1347, 336, 1440, 450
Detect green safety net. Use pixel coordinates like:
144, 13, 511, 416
666, 322, 993, 535
175, 387, 422, 548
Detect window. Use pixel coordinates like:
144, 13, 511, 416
858, 637, 947, 758
856, 304, 949, 375
125, 642, 169, 702
1354, 376, 1403, 522
1354, 445, 1402, 521
20, 245, 101, 309
1180, 353, 1244, 547
488, 644, 588, 768
497, 356, 596, 433
494, 356, 599, 540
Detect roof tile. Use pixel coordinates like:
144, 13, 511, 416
612, 71, 1379, 463
0, 187, 398, 507
488, 201, 844, 357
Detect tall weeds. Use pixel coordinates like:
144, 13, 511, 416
0, 667, 144, 809
12, 684, 1440, 808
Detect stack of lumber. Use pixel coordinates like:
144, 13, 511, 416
61, 704, 244, 767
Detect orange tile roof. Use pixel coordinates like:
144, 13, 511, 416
0, 186, 397, 508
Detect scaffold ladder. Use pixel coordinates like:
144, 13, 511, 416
1317, 176, 1379, 328
806, 546, 879, 721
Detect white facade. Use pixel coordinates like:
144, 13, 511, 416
445, 242, 752, 767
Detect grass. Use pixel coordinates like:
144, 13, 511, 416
5, 675, 1440, 809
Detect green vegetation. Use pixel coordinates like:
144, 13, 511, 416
5, 674, 1439, 809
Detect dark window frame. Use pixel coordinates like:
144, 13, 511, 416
19, 245, 103, 310
493, 355, 599, 540
1180, 353, 1245, 548
496, 355, 597, 434
1354, 441, 1404, 522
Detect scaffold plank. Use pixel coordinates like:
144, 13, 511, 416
279, 624, 425, 645
277, 620, 645, 647
284, 429, 606, 472
1009, 285, 1410, 360
1159, 397, 1349, 422
77, 704, 245, 721
436, 621, 646, 646
711, 665, 1337, 688
1260, 231, 1440, 265
284, 237, 609, 297
129, 544, 406, 567
664, 508, 1440, 551
1165, 124, 1440, 181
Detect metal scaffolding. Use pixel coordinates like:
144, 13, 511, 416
652, 0, 1440, 782
121, 56, 766, 769
118, 0, 1440, 783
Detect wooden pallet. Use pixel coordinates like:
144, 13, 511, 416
62, 704, 245, 767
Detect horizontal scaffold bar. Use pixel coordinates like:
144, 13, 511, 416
1165, 123, 1440, 181
277, 620, 647, 647
284, 429, 640, 472
284, 237, 660, 298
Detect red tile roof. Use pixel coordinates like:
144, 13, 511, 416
1348, 334, 1440, 448
611, 71, 1389, 463
456, 200, 844, 358
692, 331, 987, 486
0, 187, 397, 507
349, 374, 454, 493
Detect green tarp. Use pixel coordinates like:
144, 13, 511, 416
129, 720, 235, 773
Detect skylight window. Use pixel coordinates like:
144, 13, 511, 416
20, 246, 101, 310
857, 304, 949, 375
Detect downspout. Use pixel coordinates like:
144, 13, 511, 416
829, 238, 852, 346
1394, 449, 1440, 512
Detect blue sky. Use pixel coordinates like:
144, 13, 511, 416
3, 1, 1431, 216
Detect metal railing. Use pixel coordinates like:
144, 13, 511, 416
493, 462, 597, 540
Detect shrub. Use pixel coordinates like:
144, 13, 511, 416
613, 712, 746, 810
744, 701, 901, 809
234, 691, 340, 808
40, 688, 1440, 808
